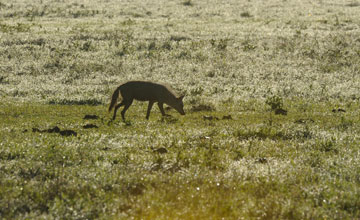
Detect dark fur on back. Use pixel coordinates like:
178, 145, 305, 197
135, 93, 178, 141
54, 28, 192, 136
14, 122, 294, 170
119, 81, 178, 102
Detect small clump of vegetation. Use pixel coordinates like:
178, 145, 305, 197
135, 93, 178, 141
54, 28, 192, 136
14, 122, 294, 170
182, 0, 194, 6
240, 11, 252, 18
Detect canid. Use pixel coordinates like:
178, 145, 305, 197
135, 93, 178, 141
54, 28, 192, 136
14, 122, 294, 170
109, 81, 185, 121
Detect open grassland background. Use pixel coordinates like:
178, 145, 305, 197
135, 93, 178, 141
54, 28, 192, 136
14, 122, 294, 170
1, 0, 360, 104
1, 0, 360, 219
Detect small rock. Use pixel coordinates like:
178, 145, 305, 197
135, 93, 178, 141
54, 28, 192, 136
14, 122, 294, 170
46, 126, 60, 133
199, 136, 211, 140
153, 147, 168, 154
32, 128, 41, 133
59, 130, 77, 137
275, 108, 288, 115
256, 157, 267, 164
203, 115, 219, 120
83, 124, 98, 129
295, 118, 314, 124
222, 115, 232, 120
83, 114, 99, 120
332, 108, 346, 113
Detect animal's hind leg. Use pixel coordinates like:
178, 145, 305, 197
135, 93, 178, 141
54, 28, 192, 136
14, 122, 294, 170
121, 99, 133, 121
146, 101, 154, 120
112, 100, 125, 120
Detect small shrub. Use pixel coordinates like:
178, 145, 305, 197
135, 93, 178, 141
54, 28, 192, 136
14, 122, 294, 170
176, 51, 190, 59
148, 41, 156, 51
315, 138, 338, 153
337, 116, 354, 130
182, 0, 194, 6
240, 11, 252, 18
265, 95, 283, 111
210, 39, 229, 50
170, 35, 190, 42
206, 70, 215, 78
81, 41, 92, 51
346, 2, 360, 7
217, 39, 228, 50
190, 87, 204, 96
242, 39, 257, 51
0, 75, 7, 84
162, 41, 172, 50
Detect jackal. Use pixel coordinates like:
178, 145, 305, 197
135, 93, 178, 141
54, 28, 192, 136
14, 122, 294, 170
109, 81, 185, 121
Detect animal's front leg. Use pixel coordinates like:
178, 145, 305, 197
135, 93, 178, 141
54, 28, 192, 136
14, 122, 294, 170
158, 102, 170, 117
146, 101, 154, 119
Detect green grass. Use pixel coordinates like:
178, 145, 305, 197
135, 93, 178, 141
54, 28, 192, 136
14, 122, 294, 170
1, 101, 360, 219
1, 0, 360, 219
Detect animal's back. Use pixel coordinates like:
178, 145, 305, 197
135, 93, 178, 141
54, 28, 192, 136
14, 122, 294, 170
120, 81, 175, 102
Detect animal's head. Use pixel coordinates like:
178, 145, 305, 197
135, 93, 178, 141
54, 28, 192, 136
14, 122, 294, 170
172, 95, 185, 115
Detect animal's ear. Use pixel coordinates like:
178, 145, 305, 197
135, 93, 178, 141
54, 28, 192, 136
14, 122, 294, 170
178, 95, 185, 100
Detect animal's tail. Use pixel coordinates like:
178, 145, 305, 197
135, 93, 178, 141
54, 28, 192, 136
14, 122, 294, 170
108, 86, 121, 112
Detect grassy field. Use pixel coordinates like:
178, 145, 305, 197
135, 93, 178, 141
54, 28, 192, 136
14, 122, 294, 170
1, 0, 360, 219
